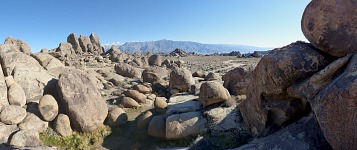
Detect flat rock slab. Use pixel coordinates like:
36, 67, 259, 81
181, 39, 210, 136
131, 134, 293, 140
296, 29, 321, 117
168, 94, 198, 104
166, 111, 207, 139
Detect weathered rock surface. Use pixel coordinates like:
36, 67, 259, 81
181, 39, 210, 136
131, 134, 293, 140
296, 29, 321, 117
308, 54, 357, 150
67, 33, 82, 54
0, 67, 8, 111
204, 72, 221, 81
6, 76, 26, 107
154, 97, 168, 109
89, 33, 104, 55
56, 42, 74, 55
205, 106, 246, 136
108, 107, 128, 126
54, 114, 73, 137
137, 111, 153, 129
169, 67, 195, 93
106, 45, 122, 62
78, 35, 92, 53
239, 42, 331, 136
2, 37, 31, 54
148, 54, 162, 66
142, 67, 169, 84
192, 71, 206, 78
288, 55, 351, 104
10, 130, 41, 147
1, 52, 54, 102
18, 113, 48, 132
222, 65, 254, 95
32, 53, 64, 70
199, 81, 231, 107
57, 69, 108, 133
38, 94, 59, 122
133, 84, 152, 94
233, 114, 331, 150
301, 0, 357, 57
166, 111, 207, 139
148, 115, 166, 139
121, 97, 140, 108
123, 90, 146, 103
0, 122, 18, 144
0, 105, 26, 125
115, 63, 143, 78
166, 95, 201, 116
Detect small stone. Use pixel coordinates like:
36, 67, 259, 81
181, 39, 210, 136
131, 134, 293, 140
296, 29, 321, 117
5, 76, 26, 107
18, 113, 48, 133
154, 97, 168, 109
10, 130, 41, 147
121, 97, 140, 108
0, 105, 26, 125
133, 84, 152, 94
38, 94, 59, 121
137, 111, 153, 129
54, 114, 73, 137
124, 90, 146, 103
108, 107, 128, 126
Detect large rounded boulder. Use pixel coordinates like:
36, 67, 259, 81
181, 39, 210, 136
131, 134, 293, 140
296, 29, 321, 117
222, 65, 255, 95
239, 41, 331, 136
114, 63, 143, 78
169, 67, 195, 93
199, 81, 231, 107
57, 69, 108, 133
301, 0, 357, 57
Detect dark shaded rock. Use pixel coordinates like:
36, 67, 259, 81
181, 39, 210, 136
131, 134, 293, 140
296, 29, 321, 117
239, 42, 331, 136
204, 72, 221, 81
222, 65, 255, 95
108, 107, 128, 126
148, 115, 166, 139
301, 0, 357, 57
308, 54, 357, 150
233, 114, 331, 150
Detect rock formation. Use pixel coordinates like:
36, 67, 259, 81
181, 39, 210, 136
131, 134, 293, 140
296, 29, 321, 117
301, 0, 357, 57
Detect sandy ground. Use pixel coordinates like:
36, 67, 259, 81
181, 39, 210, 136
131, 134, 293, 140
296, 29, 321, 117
163, 56, 260, 75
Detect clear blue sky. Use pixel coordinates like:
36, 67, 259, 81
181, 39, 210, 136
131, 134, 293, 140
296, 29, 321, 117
0, 0, 310, 52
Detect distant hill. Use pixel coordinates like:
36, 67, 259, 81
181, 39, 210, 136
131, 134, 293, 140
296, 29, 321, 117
102, 39, 272, 54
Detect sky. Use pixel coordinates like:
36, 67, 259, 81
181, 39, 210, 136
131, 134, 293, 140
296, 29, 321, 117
0, 0, 311, 52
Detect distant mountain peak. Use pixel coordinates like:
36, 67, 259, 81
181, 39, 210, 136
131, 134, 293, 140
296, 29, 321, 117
102, 40, 272, 54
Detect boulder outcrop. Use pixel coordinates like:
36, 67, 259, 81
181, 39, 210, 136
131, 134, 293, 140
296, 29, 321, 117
57, 69, 108, 132
239, 42, 331, 136
222, 65, 254, 95
169, 67, 195, 93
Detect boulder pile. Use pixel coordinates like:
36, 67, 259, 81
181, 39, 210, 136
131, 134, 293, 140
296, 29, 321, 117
237, 0, 357, 149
